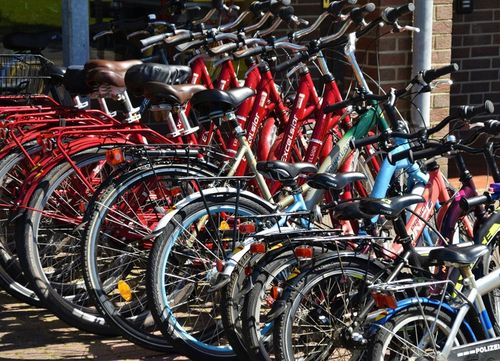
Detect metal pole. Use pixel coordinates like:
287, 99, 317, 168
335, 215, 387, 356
411, 0, 433, 128
62, 0, 90, 66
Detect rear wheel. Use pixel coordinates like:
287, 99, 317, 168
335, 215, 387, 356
16, 150, 117, 335
83, 163, 211, 351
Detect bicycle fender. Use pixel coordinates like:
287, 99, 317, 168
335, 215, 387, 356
151, 187, 275, 236
370, 297, 477, 342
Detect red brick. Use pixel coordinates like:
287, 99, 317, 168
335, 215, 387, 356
452, 23, 470, 34
471, 22, 499, 34
378, 38, 397, 52
433, 20, 452, 34
462, 58, 491, 69
397, 37, 412, 51
433, 93, 450, 108
450, 94, 468, 106
397, 67, 411, 81
432, 49, 451, 64
379, 53, 407, 67
474, 0, 500, 10
451, 47, 469, 59
435, 5, 453, 21
451, 71, 469, 82
463, 34, 492, 46
434, 35, 451, 49
462, 82, 490, 93
471, 46, 499, 58
469, 70, 499, 82
465, 10, 495, 22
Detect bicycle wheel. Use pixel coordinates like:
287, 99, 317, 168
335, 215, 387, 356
83, 163, 213, 351
369, 305, 471, 361
274, 257, 383, 361
148, 193, 274, 361
0, 144, 42, 306
16, 149, 118, 335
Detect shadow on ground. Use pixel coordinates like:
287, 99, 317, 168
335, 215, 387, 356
0, 291, 187, 360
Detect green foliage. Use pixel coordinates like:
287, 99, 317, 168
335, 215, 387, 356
0, 0, 61, 28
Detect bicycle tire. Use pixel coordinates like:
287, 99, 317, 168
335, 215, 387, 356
147, 193, 274, 360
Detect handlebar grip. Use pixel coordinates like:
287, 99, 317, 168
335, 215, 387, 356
387, 148, 413, 165
350, 134, 381, 149
459, 194, 490, 211
273, 52, 308, 73
328, 0, 357, 16
233, 46, 267, 59
422, 63, 459, 84
459, 100, 495, 119
484, 119, 500, 135
209, 42, 239, 55
279, 5, 296, 22
323, 97, 355, 114
409, 144, 449, 162
164, 32, 193, 45
140, 33, 169, 47
350, 3, 376, 24
176, 39, 205, 52
383, 3, 416, 24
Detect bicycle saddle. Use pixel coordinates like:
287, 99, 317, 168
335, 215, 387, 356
190, 87, 255, 116
143, 82, 206, 105
428, 244, 488, 266
63, 66, 93, 95
307, 172, 367, 191
85, 60, 143, 88
3, 31, 59, 52
256, 161, 318, 182
359, 195, 425, 219
125, 63, 192, 96
332, 200, 371, 220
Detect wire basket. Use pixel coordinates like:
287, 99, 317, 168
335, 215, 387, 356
0, 54, 53, 95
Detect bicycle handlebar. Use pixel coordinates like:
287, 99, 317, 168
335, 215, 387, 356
382, 3, 415, 24
460, 194, 491, 211
421, 63, 459, 84
458, 100, 495, 119
350, 3, 376, 24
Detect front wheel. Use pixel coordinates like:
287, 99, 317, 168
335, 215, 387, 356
369, 305, 471, 361
147, 192, 273, 361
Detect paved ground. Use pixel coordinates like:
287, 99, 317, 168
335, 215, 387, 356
0, 291, 189, 361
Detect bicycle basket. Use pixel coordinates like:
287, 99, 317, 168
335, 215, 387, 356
0, 54, 53, 95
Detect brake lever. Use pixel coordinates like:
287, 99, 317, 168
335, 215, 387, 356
429, 79, 453, 90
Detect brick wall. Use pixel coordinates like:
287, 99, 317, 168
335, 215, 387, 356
449, 0, 500, 176
450, 0, 500, 119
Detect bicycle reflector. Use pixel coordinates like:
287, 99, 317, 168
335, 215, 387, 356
271, 286, 283, 300
239, 222, 256, 234
371, 291, 397, 309
250, 241, 266, 254
219, 220, 231, 231
294, 245, 314, 260
216, 259, 225, 272
106, 148, 125, 166
117, 280, 133, 302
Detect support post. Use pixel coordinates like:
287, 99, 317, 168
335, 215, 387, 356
62, 0, 90, 66
411, 0, 433, 128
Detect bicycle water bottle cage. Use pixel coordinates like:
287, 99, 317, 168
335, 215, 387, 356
190, 87, 255, 126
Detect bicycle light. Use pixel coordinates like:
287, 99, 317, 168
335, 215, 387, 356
239, 222, 256, 234
216, 259, 225, 272
105, 148, 125, 166
371, 291, 397, 309
271, 286, 283, 300
250, 241, 266, 254
294, 245, 314, 260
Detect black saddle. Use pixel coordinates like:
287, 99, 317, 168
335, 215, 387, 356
333, 200, 371, 220
124, 63, 192, 96
257, 161, 318, 183
190, 87, 255, 116
359, 195, 425, 219
308, 172, 366, 191
428, 244, 488, 266
63, 66, 93, 95
3, 31, 60, 52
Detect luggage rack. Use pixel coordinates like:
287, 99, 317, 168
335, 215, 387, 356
0, 54, 52, 95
